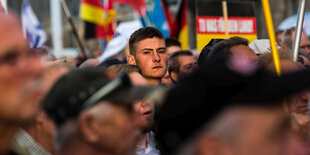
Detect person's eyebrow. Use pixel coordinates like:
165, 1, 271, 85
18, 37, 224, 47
142, 48, 154, 51
141, 47, 166, 51
157, 47, 166, 50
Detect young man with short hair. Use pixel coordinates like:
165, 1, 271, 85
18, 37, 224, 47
127, 27, 168, 85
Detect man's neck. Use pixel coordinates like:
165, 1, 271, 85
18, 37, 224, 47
0, 123, 19, 153
145, 78, 161, 85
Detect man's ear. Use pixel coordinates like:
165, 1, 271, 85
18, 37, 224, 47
127, 54, 136, 65
170, 71, 178, 83
78, 114, 100, 143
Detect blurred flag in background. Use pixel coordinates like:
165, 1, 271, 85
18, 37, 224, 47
146, 0, 170, 37
175, 0, 188, 49
21, 0, 47, 48
81, 0, 115, 46
114, 0, 147, 17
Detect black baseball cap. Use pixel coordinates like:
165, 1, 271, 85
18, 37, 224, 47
42, 67, 159, 125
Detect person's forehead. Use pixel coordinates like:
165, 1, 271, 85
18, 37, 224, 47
291, 31, 309, 43
0, 17, 26, 54
300, 32, 310, 45
167, 46, 182, 55
178, 55, 196, 64
135, 37, 165, 49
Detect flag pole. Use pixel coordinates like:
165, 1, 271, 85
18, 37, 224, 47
292, 0, 307, 62
60, 0, 87, 58
261, 0, 281, 76
261, 0, 287, 112
222, 0, 229, 39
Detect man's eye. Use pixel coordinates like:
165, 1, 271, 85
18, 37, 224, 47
185, 64, 192, 69
143, 51, 151, 54
158, 50, 166, 54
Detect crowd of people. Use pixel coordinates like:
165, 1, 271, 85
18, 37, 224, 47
2, 10, 310, 155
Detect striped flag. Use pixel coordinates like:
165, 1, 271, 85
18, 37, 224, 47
81, 0, 115, 40
21, 0, 47, 48
146, 0, 170, 37
176, 0, 188, 49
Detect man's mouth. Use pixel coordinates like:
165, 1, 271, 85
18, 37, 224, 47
152, 66, 162, 69
142, 110, 153, 117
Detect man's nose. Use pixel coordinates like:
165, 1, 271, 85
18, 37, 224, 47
153, 52, 161, 62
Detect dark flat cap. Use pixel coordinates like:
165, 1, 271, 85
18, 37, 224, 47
43, 67, 158, 125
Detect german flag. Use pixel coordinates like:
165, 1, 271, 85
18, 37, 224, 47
177, 0, 188, 50
81, 0, 115, 39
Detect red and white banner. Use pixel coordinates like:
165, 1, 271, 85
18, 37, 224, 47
197, 16, 256, 34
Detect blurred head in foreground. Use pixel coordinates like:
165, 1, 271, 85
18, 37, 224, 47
156, 53, 310, 155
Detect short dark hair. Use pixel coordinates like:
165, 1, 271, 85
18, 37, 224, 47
168, 50, 193, 74
207, 37, 249, 60
165, 38, 181, 48
129, 27, 165, 55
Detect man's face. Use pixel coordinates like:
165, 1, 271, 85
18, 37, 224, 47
178, 55, 197, 78
0, 14, 42, 123
132, 37, 167, 79
91, 102, 142, 155
292, 31, 310, 54
230, 45, 257, 61
228, 107, 307, 155
134, 100, 155, 133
